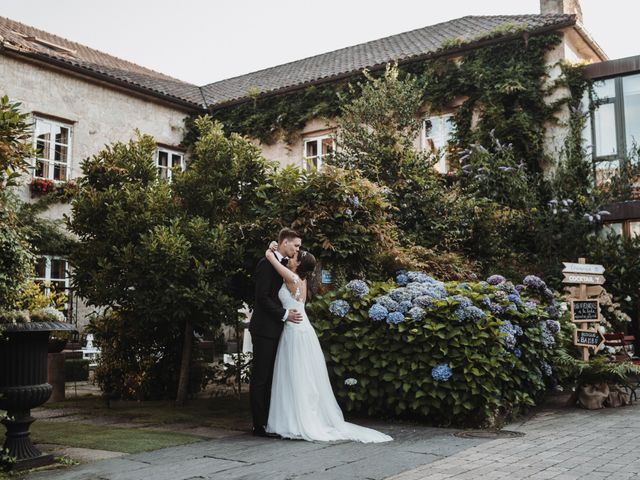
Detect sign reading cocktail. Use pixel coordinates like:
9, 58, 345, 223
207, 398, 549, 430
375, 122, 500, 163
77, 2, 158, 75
570, 299, 600, 323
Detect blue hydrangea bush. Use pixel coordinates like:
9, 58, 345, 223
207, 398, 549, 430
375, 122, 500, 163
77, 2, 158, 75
308, 271, 570, 427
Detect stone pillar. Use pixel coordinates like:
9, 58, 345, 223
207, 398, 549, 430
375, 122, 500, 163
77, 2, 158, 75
540, 0, 583, 23
47, 353, 65, 403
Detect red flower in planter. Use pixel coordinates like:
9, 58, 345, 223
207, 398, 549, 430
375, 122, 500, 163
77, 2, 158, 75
29, 178, 55, 195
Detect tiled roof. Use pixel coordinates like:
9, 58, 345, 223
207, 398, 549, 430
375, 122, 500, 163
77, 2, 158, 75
0, 16, 204, 108
201, 14, 576, 108
0, 14, 579, 111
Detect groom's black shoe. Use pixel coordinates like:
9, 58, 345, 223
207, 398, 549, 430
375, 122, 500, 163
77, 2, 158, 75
252, 426, 281, 438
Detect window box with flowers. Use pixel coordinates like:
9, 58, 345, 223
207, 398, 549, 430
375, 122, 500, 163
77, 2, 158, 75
29, 178, 56, 197
29, 178, 78, 202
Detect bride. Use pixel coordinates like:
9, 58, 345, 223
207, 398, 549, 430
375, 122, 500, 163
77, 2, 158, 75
263, 243, 392, 443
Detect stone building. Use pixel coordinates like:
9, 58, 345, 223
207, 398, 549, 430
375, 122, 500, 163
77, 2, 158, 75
0, 16, 203, 324
0, 0, 610, 328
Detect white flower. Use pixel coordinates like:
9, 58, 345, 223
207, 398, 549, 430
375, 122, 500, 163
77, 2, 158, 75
344, 378, 358, 386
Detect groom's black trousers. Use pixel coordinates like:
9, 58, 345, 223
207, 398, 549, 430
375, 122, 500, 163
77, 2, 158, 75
250, 334, 280, 429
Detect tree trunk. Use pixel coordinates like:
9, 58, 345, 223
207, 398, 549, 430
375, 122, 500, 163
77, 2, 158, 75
175, 318, 193, 406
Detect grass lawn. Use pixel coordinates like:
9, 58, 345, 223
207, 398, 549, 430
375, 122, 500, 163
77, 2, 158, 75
31, 421, 204, 454
43, 392, 252, 431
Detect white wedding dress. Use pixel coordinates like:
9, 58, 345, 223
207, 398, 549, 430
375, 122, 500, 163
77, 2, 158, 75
266, 277, 392, 443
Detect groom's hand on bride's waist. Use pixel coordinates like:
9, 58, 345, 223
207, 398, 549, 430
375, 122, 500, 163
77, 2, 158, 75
287, 309, 303, 323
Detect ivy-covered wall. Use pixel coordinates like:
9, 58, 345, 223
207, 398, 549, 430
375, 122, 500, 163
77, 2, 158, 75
203, 32, 578, 176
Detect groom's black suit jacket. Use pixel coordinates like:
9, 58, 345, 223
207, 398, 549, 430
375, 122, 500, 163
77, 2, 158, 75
250, 257, 286, 339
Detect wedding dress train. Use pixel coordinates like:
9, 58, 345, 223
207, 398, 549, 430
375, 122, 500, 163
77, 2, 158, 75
266, 281, 392, 443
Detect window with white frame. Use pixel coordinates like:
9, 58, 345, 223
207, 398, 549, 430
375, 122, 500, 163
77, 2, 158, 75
423, 114, 454, 173
302, 135, 334, 170
33, 117, 72, 181
156, 148, 185, 181
34, 255, 70, 318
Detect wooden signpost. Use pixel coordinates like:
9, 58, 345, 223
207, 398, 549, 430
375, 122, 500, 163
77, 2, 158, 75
563, 258, 606, 361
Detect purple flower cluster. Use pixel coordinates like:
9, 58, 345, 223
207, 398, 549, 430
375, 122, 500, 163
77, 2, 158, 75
540, 322, 556, 348
540, 361, 553, 377
329, 300, 350, 317
545, 320, 560, 334
523, 275, 546, 290
387, 312, 405, 325
499, 320, 518, 350
346, 279, 369, 298
369, 303, 388, 322
487, 274, 506, 285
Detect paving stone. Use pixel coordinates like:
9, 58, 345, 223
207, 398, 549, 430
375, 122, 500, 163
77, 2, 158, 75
25, 404, 640, 480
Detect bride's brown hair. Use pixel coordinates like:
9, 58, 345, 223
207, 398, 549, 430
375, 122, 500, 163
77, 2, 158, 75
296, 250, 316, 281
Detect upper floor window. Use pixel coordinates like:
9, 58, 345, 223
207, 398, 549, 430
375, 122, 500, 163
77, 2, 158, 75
303, 135, 334, 170
156, 147, 184, 181
423, 114, 454, 173
33, 117, 72, 181
589, 74, 640, 185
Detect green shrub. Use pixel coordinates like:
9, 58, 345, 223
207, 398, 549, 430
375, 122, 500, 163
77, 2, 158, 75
308, 272, 570, 427
65, 358, 90, 382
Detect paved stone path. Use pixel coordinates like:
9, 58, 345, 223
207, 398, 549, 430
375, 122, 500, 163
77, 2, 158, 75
27, 403, 640, 480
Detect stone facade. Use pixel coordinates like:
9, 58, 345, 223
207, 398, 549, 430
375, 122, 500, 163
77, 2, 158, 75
0, 54, 192, 328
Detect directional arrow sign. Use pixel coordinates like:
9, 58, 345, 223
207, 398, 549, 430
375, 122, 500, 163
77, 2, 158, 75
563, 263, 605, 275
574, 328, 605, 350
562, 273, 605, 285
564, 285, 604, 298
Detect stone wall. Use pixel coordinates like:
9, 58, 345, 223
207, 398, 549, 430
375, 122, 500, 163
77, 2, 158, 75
0, 54, 191, 329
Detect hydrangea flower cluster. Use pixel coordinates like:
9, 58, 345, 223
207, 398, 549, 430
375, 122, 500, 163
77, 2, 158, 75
431, 363, 453, 382
540, 322, 556, 348
366, 272, 451, 324
396, 272, 409, 286
329, 299, 350, 317
507, 293, 522, 305
487, 274, 506, 285
499, 320, 518, 350
368, 303, 388, 321
377, 295, 400, 312
346, 279, 369, 298
523, 275, 546, 290
390, 288, 413, 303
451, 295, 473, 308
454, 305, 485, 323
545, 320, 560, 334
540, 361, 552, 377
398, 300, 413, 313
387, 312, 405, 325
408, 306, 425, 320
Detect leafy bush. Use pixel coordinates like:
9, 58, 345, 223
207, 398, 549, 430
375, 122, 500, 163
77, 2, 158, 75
308, 271, 569, 427
70, 133, 236, 402
253, 164, 398, 284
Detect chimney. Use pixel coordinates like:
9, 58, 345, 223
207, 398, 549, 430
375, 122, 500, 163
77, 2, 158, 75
540, 0, 583, 23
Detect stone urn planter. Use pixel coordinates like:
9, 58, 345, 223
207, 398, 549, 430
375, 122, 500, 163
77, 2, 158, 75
0, 321, 76, 470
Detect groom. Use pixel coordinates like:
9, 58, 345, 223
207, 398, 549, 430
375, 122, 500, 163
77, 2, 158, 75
250, 228, 303, 437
